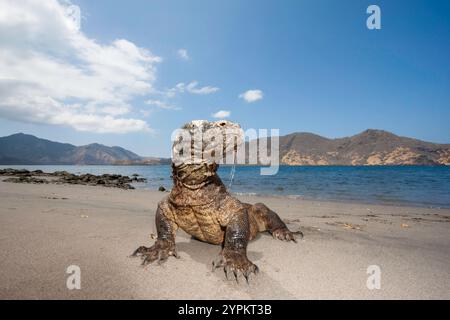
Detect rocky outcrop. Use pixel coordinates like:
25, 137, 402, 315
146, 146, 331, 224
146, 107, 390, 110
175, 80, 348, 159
0, 168, 146, 189
281, 150, 330, 165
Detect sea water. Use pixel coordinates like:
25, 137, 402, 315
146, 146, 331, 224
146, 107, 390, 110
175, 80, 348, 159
1, 165, 449, 208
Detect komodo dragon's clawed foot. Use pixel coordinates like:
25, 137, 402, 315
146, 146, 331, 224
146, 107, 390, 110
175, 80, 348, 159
212, 249, 259, 283
271, 227, 302, 242
131, 240, 179, 266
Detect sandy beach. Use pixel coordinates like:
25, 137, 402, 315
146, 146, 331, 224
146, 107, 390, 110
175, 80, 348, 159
0, 179, 449, 299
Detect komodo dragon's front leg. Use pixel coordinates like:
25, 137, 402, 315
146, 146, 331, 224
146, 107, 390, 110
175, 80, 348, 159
131, 199, 179, 265
212, 209, 258, 282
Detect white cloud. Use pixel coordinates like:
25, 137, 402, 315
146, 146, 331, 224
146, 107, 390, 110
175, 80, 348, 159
139, 109, 152, 117
212, 110, 231, 119
239, 89, 263, 103
173, 81, 219, 95
177, 48, 189, 60
0, 0, 161, 133
145, 99, 180, 110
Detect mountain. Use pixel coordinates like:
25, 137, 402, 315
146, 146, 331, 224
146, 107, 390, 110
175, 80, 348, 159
0, 133, 169, 165
275, 129, 450, 166
1, 130, 449, 166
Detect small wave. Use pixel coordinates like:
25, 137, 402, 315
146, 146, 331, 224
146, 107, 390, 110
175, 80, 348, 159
233, 192, 259, 196
232, 192, 304, 200
286, 194, 303, 199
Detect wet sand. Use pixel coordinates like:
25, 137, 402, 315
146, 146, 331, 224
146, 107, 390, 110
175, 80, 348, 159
0, 180, 449, 299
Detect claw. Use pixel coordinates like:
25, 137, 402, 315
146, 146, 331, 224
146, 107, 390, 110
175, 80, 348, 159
213, 249, 258, 283
294, 231, 304, 240
233, 269, 239, 283
272, 228, 300, 243
212, 257, 224, 272
130, 246, 147, 257
171, 250, 180, 259
244, 273, 249, 284
224, 266, 230, 279
133, 240, 178, 267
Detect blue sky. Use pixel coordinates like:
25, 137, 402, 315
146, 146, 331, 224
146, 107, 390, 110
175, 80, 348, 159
0, 0, 449, 156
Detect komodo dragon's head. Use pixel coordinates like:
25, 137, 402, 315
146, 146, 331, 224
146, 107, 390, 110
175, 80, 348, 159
171, 120, 243, 187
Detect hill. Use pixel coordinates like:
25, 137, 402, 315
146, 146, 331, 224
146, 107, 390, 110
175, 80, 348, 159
276, 129, 450, 165
0, 133, 169, 165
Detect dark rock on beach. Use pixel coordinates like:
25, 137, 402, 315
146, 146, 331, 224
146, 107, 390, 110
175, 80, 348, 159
3, 176, 48, 184
0, 168, 146, 190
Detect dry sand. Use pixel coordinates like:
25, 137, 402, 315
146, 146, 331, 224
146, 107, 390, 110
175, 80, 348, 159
0, 180, 449, 299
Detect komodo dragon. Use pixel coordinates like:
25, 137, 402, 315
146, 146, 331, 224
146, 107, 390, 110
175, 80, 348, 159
132, 120, 302, 282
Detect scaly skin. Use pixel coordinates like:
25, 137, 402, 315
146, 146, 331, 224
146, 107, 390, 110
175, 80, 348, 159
132, 120, 303, 282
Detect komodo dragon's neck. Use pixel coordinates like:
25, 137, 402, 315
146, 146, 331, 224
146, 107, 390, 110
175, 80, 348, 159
169, 162, 228, 207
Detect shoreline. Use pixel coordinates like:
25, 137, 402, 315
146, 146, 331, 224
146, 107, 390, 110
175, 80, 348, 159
230, 192, 450, 210
1, 180, 449, 299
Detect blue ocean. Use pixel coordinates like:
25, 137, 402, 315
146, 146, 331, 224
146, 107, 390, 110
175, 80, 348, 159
1, 165, 449, 208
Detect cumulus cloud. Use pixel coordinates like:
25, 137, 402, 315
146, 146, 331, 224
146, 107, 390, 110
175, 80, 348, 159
168, 81, 219, 96
177, 48, 189, 60
0, 0, 161, 133
145, 99, 180, 110
212, 110, 231, 119
239, 89, 263, 103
